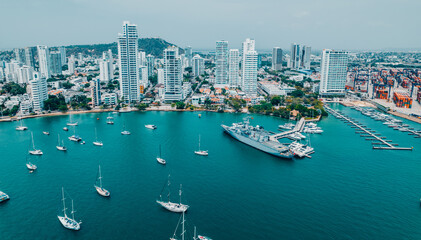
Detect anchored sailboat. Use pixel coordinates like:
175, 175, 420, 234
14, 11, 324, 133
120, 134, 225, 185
57, 187, 81, 231
29, 132, 43, 155
26, 156, 37, 171
156, 144, 166, 165
194, 135, 208, 156
66, 115, 78, 126
94, 165, 110, 197
68, 126, 82, 142
156, 175, 189, 213
106, 113, 114, 125
15, 118, 28, 131
170, 213, 212, 240
56, 134, 67, 151
93, 128, 103, 146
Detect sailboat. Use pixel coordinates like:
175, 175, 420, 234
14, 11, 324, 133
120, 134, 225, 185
68, 126, 82, 142
156, 175, 189, 213
93, 128, 103, 146
170, 213, 212, 240
56, 134, 67, 151
15, 118, 28, 131
194, 135, 208, 156
57, 187, 81, 231
106, 113, 114, 125
94, 165, 110, 197
156, 144, 166, 165
26, 156, 37, 171
66, 115, 78, 126
29, 132, 43, 155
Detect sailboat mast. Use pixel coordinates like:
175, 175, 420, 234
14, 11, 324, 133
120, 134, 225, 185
159, 144, 162, 158
71, 199, 75, 220
98, 165, 102, 188
181, 211, 185, 240
31, 132, 35, 150
179, 184, 182, 204
198, 135, 201, 151
194, 226, 197, 240
62, 187, 67, 217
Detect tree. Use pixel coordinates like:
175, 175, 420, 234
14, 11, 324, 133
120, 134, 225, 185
270, 96, 282, 106
62, 81, 74, 89
44, 94, 67, 111
291, 89, 304, 98
135, 103, 148, 111
175, 101, 185, 109
1, 82, 26, 95
84, 83, 90, 88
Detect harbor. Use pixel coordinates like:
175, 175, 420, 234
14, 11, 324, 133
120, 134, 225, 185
1, 110, 421, 239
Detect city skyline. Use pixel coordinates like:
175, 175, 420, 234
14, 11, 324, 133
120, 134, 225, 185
1, 0, 421, 51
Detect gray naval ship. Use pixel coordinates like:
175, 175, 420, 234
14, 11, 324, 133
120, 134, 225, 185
221, 118, 294, 159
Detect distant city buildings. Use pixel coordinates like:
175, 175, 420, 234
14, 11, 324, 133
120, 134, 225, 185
59, 46, 66, 66
99, 59, 112, 81
146, 54, 155, 77
192, 54, 204, 77
117, 21, 140, 103
228, 49, 240, 88
14, 48, 25, 64
37, 45, 50, 79
163, 46, 183, 101
24, 47, 35, 68
215, 41, 229, 85
241, 38, 258, 95
91, 78, 101, 107
272, 47, 283, 71
290, 43, 311, 70
139, 65, 149, 91
157, 68, 164, 85
319, 49, 349, 96
30, 72, 48, 111
49, 52, 62, 75
185, 46, 192, 67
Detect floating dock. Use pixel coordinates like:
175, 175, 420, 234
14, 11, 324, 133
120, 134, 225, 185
325, 105, 413, 151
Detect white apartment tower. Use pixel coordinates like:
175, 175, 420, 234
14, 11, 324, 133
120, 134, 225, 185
146, 54, 155, 77
30, 72, 48, 112
37, 45, 50, 79
59, 46, 66, 66
192, 54, 204, 77
163, 47, 183, 101
185, 46, 192, 67
319, 49, 349, 96
215, 41, 229, 85
272, 47, 283, 71
241, 39, 258, 95
228, 49, 240, 88
302, 46, 311, 70
99, 59, 112, 81
118, 21, 140, 103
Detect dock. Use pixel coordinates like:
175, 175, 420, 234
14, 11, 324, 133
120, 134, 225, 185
270, 118, 306, 141
324, 105, 413, 151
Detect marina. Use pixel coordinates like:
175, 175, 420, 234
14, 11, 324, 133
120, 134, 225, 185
0, 110, 421, 239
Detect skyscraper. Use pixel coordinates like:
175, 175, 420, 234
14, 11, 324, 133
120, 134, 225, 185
118, 21, 140, 103
290, 43, 301, 69
99, 59, 112, 81
59, 46, 66, 66
24, 47, 35, 69
241, 39, 258, 95
228, 49, 240, 88
272, 47, 283, 71
17, 66, 33, 84
301, 46, 311, 70
14, 48, 26, 64
163, 46, 183, 101
192, 54, 204, 77
185, 46, 192, 67
30, 72, 48, 112
37, 45, 50, 79
139, 66, 149, 90
49, 52, 62, 75
91, 78, 101, 107
319, 49, 349, 96
146, 54, 155, 77
215, 41, 229, 85
138, 51, 146, 66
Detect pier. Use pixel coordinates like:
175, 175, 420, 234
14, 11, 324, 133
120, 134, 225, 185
324, 106, 413, 151
270, 118, 306, 141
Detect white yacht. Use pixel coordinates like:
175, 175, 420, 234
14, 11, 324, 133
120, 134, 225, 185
16, 119, 28, 131
57, 187, 81, 231
0, 191, 9, 202
56, 134, 67, 151
66, 115, 78, 126
289, 141, 314, 158
121, 130, 131, 135
157, 176, 189, 213
194, 135, 208, 156
93, 128, 103, 146
26, 157, 37, 171
145, 124, 157, 130
278, 122, 295, 130
157, 145, 166, 165
94, 165, 110, 197
68, 127, 82, 142
42, 131, 50, 135
29, 132, 43, 155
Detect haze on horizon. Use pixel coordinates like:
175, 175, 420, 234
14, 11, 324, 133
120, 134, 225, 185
1, 0, 420, 51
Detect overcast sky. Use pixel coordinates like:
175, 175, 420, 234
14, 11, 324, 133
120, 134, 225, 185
1, 0, 420, 51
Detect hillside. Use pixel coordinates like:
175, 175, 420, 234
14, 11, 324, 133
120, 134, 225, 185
65, 38, 183, 58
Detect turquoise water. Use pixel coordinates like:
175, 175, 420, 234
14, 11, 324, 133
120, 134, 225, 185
1, 104, 421, 239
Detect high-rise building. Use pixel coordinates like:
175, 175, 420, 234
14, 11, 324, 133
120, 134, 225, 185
91, 78, 101, 107
241, 38, 258, 95
139, 66, 149, 91
157, 68, 164, 85
146, 54, 155, 77
14, 48, 26, 64
319, 49, 349, 96
59, 46, 66, 66
215, 41, 229, 85
99, 59, 112, 81
37, 45, 50, 79
138, 51, 146, 66
49, 52, 62, 75
78, 53, 83, 63
301, 46, 311, 70
68, 57, 75, 74
228, 49, 240, 87
290, 43, 301, 69
118, 21, 140, 103
185, 46, 192, 67
272, 47, 283, 71
163, 47, 183, 101
30, 72, 48, 112
24, 47, 35, 69
17, 66, 33, 84
192, 54, 204, 77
